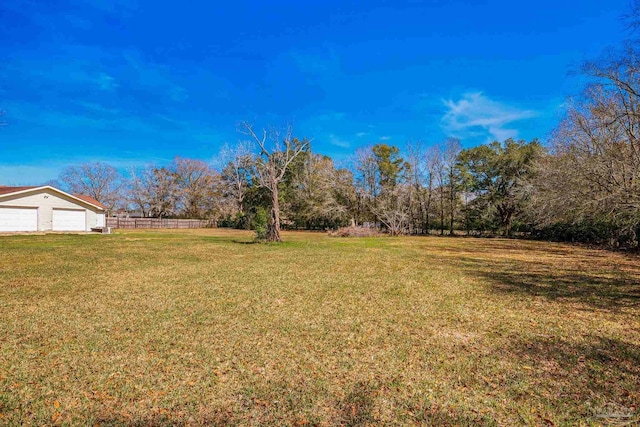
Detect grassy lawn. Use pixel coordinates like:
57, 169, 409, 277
0, 229, 639, 425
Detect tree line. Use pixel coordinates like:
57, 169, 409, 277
52, 115, 638, 248
39, 5, 640, 247
53, 48, 640, 248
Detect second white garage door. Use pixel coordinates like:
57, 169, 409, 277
52, 209, 86, 231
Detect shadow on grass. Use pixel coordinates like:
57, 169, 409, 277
502, 333, 640, 420
177, 380, 497, 426
88, 394, 497, 427
427, 239, 640, 310
231, 240, 260, 245
339, 381, 496, 426
484, 265, 639, 308
336, 381, 496, 426
513, 334, 640, 380
336, 381, 376, 426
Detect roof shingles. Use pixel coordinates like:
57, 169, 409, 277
0, 186, 37, 196
73, 194, 106, 209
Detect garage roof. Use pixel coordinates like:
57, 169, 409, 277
0, 186, 37, 196
0, 186, 106, 210
73, 194, 106, 209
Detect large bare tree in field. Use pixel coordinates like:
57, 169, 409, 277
238, 122, 309, 242
60, 162, 122, 211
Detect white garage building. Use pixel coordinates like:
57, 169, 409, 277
0, 186, 106, 232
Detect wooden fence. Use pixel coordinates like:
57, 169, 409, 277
106, 218, 215, 229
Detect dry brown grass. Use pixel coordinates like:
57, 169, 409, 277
0, 229, 638, 425
327, 226, 381, 238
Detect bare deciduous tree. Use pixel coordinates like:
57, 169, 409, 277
238, 122, 309, 242
353, 146, 379, 225
148, 167, 180, 219
423, 145, 440, 234
173, 157, 220, 219
219, 142, 253, 216
532, 88, 640, 243
127, 166, 153, 217
529, 32, 640, 246
406, 140, 426, 234
371, 185, 410, 236
432, 146, 446, 235
128, 165, 180, 218
60, 162, 122, 211
444, 138, 461, 235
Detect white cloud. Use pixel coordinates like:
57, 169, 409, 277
441, 92, 537, 141
328, 133, 350, 148
355, 132, 368, 138
379, 136, 392, 141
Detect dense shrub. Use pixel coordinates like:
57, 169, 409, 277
532, 221, 620, 246
253, 207, 269, 241
218, 212, 249, 229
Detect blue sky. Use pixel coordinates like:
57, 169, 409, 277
0, 0, 630, 184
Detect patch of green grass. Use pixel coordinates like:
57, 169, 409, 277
0, 229, 639, 425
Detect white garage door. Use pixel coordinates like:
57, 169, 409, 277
53, 209, 86, 231
0, 207, 38, 232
